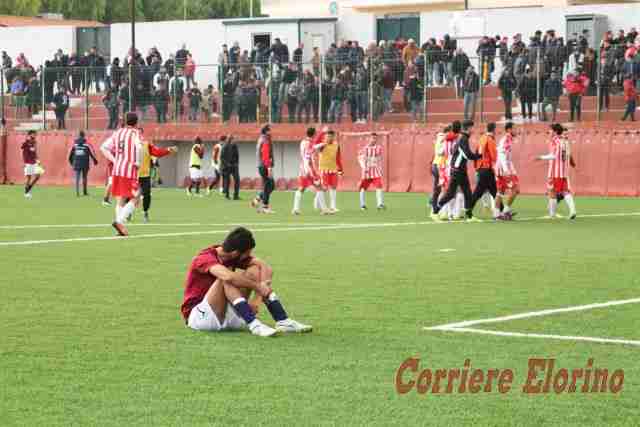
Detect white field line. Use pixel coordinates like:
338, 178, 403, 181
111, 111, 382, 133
0, 211, 639, 247
1, 211, 639, 232
435, 327, 640, 347
426, 297, 640, 347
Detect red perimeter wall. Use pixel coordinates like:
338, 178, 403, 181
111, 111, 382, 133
1, 124, 640, 197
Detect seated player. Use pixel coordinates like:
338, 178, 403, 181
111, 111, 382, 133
293, 127, 328, 215
180, 227, 312, 337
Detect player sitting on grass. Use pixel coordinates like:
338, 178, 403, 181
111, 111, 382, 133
180, 227, 312, 337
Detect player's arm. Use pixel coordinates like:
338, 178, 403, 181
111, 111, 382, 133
208, 264, 271, 297
570, 155, 577, 168
536, 153, 556, 161
100, 137, 116, 163
336, 146, 344, 174
149, 143, 176, 158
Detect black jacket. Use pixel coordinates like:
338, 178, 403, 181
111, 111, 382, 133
450, 132, 481, 172
220, 142, 239, 170
543, 79, 562, 99
68, 139, 98, 170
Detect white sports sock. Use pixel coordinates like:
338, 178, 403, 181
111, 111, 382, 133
316, 190, 327, 211
481, 192, 491, 209
359, 189, 366, 207
293, 190, 302, 212
564, 194, 576, 216
549, 198, 558, 217
376, 189, 384, 207
119, 200, 136, 223
115, 205, 122, 222
330, 189, 337, 210
445, 200, 454, 219
503, 203, 511, 214
489, 195, 499, 218
313, 192, 320, 210
454, 193, 464, 218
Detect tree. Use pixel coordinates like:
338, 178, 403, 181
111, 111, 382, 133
0, 0, 41, 16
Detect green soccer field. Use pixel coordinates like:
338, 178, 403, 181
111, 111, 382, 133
1, 186, 639, 426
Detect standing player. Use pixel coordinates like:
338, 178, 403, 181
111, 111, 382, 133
100, 112, 143, 237
21, 130, 42, 199
430, 126, 450, 214
187, 137, 205, 197
252, 125, 276, 214
181, 227, 312, 337
358, 133, 385, 210
207, 137, 223, 196
536, 123, 577, 219
495, 122, 520, 220
138, 129, 177, 223
315, 130, 343, 214
469, 122, 499, 218
292, 128, 328, 215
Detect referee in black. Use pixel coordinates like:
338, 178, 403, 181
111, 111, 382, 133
220, 135, 241, 200
432, 120, 481, 221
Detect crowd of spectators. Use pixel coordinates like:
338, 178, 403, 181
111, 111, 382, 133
1, 25, 639, 127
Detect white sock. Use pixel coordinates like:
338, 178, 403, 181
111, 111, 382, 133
293, 190, 302, 212
445, 200, 454, 219
564, 194, 576, 216
549, 198, 558, 217
489, 195, 499, 218
316, 190, 327, 211
313, 192, 320, 210
503, 203, 511, 214
115, 205, 122, 222
119, 201, 136, 223
481, 192, 491, 209
455, 193, 464, 217
376, 189, 384, 207
359, 189, 366, 207
330, 189, 337, 210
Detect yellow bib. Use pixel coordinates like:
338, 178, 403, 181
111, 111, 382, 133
190, 145, 202, 167
319, 143, 339, 172
138, 142, 152, 178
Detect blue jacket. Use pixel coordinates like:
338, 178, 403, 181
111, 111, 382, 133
68, 138, 98, 170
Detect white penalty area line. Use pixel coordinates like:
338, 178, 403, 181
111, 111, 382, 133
0, 211, 638, 247
426, 297, 640, 347
0, 222, 349, 230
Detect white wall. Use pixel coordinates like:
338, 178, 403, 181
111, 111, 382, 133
300, 21, 337, 62
110, 19, 225, 88
224, 22, 300, 53
0, 26, 75, 67
337, 6, 376, 45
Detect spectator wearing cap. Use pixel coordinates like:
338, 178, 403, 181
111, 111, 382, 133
563, 68, 589, 122
463, 65, 480, 120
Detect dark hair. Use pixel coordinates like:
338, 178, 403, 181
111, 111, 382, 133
125, 112, 138, 126
327, 130, 336, 136
195, 137, 202, 144
451, 120, 462, 133
551, 123, 564, 135
223, 227, 256, 253
219, 135, 227, 142
443, 125, 452, 132
505, 122, 514, 131
307, 127, 316, 138
487, 122, 496, 133
261, 125, 271, 135
462, 120, 474, 131
28, 130, 37, 136
79, 131, 85, 138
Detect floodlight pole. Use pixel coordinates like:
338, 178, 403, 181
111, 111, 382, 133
130, 0, 136, 114
250, 0, 254, 18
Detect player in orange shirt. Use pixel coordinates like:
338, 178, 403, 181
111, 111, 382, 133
469, 122, 500, 218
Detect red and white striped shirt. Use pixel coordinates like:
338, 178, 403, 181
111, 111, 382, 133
101, 127, 142, 179
496, 133, 517, 177
358, 144, 384, 179
548, 135, 571, 179
299, 137, 315, 177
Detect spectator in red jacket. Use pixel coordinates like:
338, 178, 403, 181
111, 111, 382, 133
621, 75, 637, 121
563, 68, 590, 122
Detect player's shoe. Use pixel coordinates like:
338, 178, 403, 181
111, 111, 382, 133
206, 188, 212, 196
466, 217, 483, 223
320, 209, 331, 215
262, 207, 276, 214
292, 209, 301, 215
361, 205, 368, 211
143, 212, 149, 223
250, 197, 260, 208
569, 213, 577, 220
102, 199, 112, 206
377, 204, 386, 210
329, 208, 340, 214
430, 213, 442, 222
24, 192, 32, 199
196, 193, 204, 198
249, 321, 279, 337
186, 188, 192, 197
555, 213, 564, 219
112, 221, 129, 237
276, 319, 313, 333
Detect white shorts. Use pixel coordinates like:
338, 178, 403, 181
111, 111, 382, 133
24, 164, 40, 176
187, 299, 246, 332
190, 167, 203, 181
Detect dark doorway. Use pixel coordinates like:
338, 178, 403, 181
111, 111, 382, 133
253, 33, 272, 49
377, 16, 420, 45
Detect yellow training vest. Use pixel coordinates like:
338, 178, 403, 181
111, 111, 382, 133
190, 145, 202, 168
319, 143, 339, 172
138, 141, 152, 178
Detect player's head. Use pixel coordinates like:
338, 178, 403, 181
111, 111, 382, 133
486, 123, 496, 134
261, 125, 271, 136
443, 125, 452, 133
551, 123, 564, 135
462, 120, 474, 132
219, 135, 227, 143
369, 132, 378, 145
223, 227, 256, 261
505, 122, 514, 133
27, 130, 36, 141
451, 120, 462, 134
194, 137, 202, 146
125, 112, 138, 127
307, 127, 316, 138
326, 130, 336, 142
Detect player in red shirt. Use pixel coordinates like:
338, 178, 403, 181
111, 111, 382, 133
292, 127, 329, 215
358, 133, 386, 210
536, 123, 577, 219
21, 130, 41, 199
181, 227, 312, 337
100, 112, 143, 236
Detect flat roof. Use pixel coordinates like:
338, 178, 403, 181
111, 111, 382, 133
0, 15, 105, 28
223, 17, 338, 26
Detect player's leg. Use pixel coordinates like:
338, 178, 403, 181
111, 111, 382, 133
374, 179, 385, 209
433, 174, 458, 217
313, 184, 328, 213
547, 180, 558, 218
461, 172, 475, 219
103, 176, 112, 206
431, 165, 441, 214
469, 169, 489, 213
506, 178, 520, 211
561, 181, 576, 219
292, 179, 306, 215
359, 180, 368, 210
24, 171, 32, 195
82, 168, 89, 196
74, 168, 81, 196
27, 173, 41, 194
139, 177, 152, 222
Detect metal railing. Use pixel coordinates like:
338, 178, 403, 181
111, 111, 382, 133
0, 49, 631, 132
